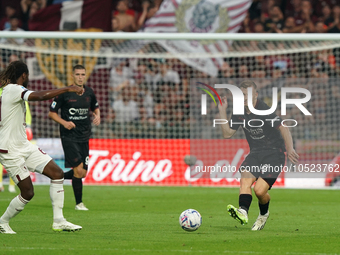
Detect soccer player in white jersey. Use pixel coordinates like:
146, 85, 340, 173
0, 61, 84, 234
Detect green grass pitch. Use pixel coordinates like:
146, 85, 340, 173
0, 185, 339, 255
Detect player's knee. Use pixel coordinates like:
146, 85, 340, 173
22, 188, 34, 200
73, 167, 86, 178
254, 186, 267, 198
50, 168, 64, 180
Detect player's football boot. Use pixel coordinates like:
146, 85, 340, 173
75, 202, 89, 211
227, 204, 248, 225
0, 223, 16, 234
251, 212, 269, 231
52, 220, 82, 232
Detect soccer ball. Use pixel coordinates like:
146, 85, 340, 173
179, 209, 202, 232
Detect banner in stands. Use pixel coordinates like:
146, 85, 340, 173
85, 139, 285, 187
143, 0, 252, 77
29, 0, 112, 31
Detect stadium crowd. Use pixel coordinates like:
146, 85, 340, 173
0, 0, 340, 140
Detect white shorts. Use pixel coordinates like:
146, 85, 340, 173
0, 142, 52, 184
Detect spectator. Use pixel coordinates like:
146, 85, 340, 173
153, 60, 180, 92
327, 5, 340, 33
313, 0, 338, 18
285, 0, 302, 18
253, 22, 265, 33
315, 21, 327, 33
238, 65, 249, 79
111, 85, 139, 137
0, 17, 25, 45
321, 5, 332, 26
145, 0, 163, 20
282, 16, 296, 32
218, 62, 235, 79
0, 6, 18, 30
21, 0, 34, 30
112, 0, 150, 32
263, 5, 284, 33
29, 1, 43, 20
260, 0, 277, 23
109, 61, 133, 102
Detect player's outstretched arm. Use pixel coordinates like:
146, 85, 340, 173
28, 85, 83, 101
278, 125, 299, 164
218, 96, 237, 139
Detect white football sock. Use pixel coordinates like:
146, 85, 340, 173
50, 179, 65, 222
0, 195, 29, 223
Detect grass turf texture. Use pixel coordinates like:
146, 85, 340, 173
0, 186, 338, 255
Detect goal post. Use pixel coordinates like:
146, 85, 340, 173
0, 31, 339, 186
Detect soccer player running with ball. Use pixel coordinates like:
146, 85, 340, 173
0, 61, 83, 234
48, 65, 100, 211
218, 80, 299, 231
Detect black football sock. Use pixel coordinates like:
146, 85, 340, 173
239, 194, 253, 213
63, 170, 74, 180
72, 176, 83, 205
259, 200, 270, 215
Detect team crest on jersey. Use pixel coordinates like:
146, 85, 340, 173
35, 28, 101, 88
175, 0, 229, 45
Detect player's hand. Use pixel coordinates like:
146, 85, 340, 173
92, 113, 101, 126
68, 85, 83, 95
218, 96, 228, 112
63, 121, 76, 130
287, 148, 299, 165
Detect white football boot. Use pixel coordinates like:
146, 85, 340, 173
251, 212, 270, 231
52, 220, 82, 232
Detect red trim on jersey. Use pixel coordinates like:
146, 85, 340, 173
16, 175, 21, 182
0, 149, 8, 153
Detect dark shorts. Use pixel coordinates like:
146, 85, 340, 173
239, 150, 286, 189
61, 140, 89, 170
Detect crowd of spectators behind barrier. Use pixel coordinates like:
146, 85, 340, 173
0, 0, 340, 140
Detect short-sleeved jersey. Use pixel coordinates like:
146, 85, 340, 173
230, 99, 285, 152
49, 85, 99, 142
0, 84, 33, 152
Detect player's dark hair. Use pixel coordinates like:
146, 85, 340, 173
0, 61, 28, 87
73, 64, 86, 72
239, 80, 257, 91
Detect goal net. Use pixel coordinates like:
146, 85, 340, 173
0, 32, 339, 186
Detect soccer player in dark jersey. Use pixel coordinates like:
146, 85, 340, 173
48, 65, 100, 211
218, 80, 299, 230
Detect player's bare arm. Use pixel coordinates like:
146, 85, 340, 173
92, 108, 101, 126
278, 125, 299, 164
218, 96, 237, 139
28, 85, 83, 101
48, 112, 76, 130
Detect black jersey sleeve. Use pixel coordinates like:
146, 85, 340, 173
50, 94, 64, 113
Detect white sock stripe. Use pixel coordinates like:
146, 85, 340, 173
18, 195, 29, 204
51, 179, 64, 184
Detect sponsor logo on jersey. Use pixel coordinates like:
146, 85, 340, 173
69, 108, 89, 115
